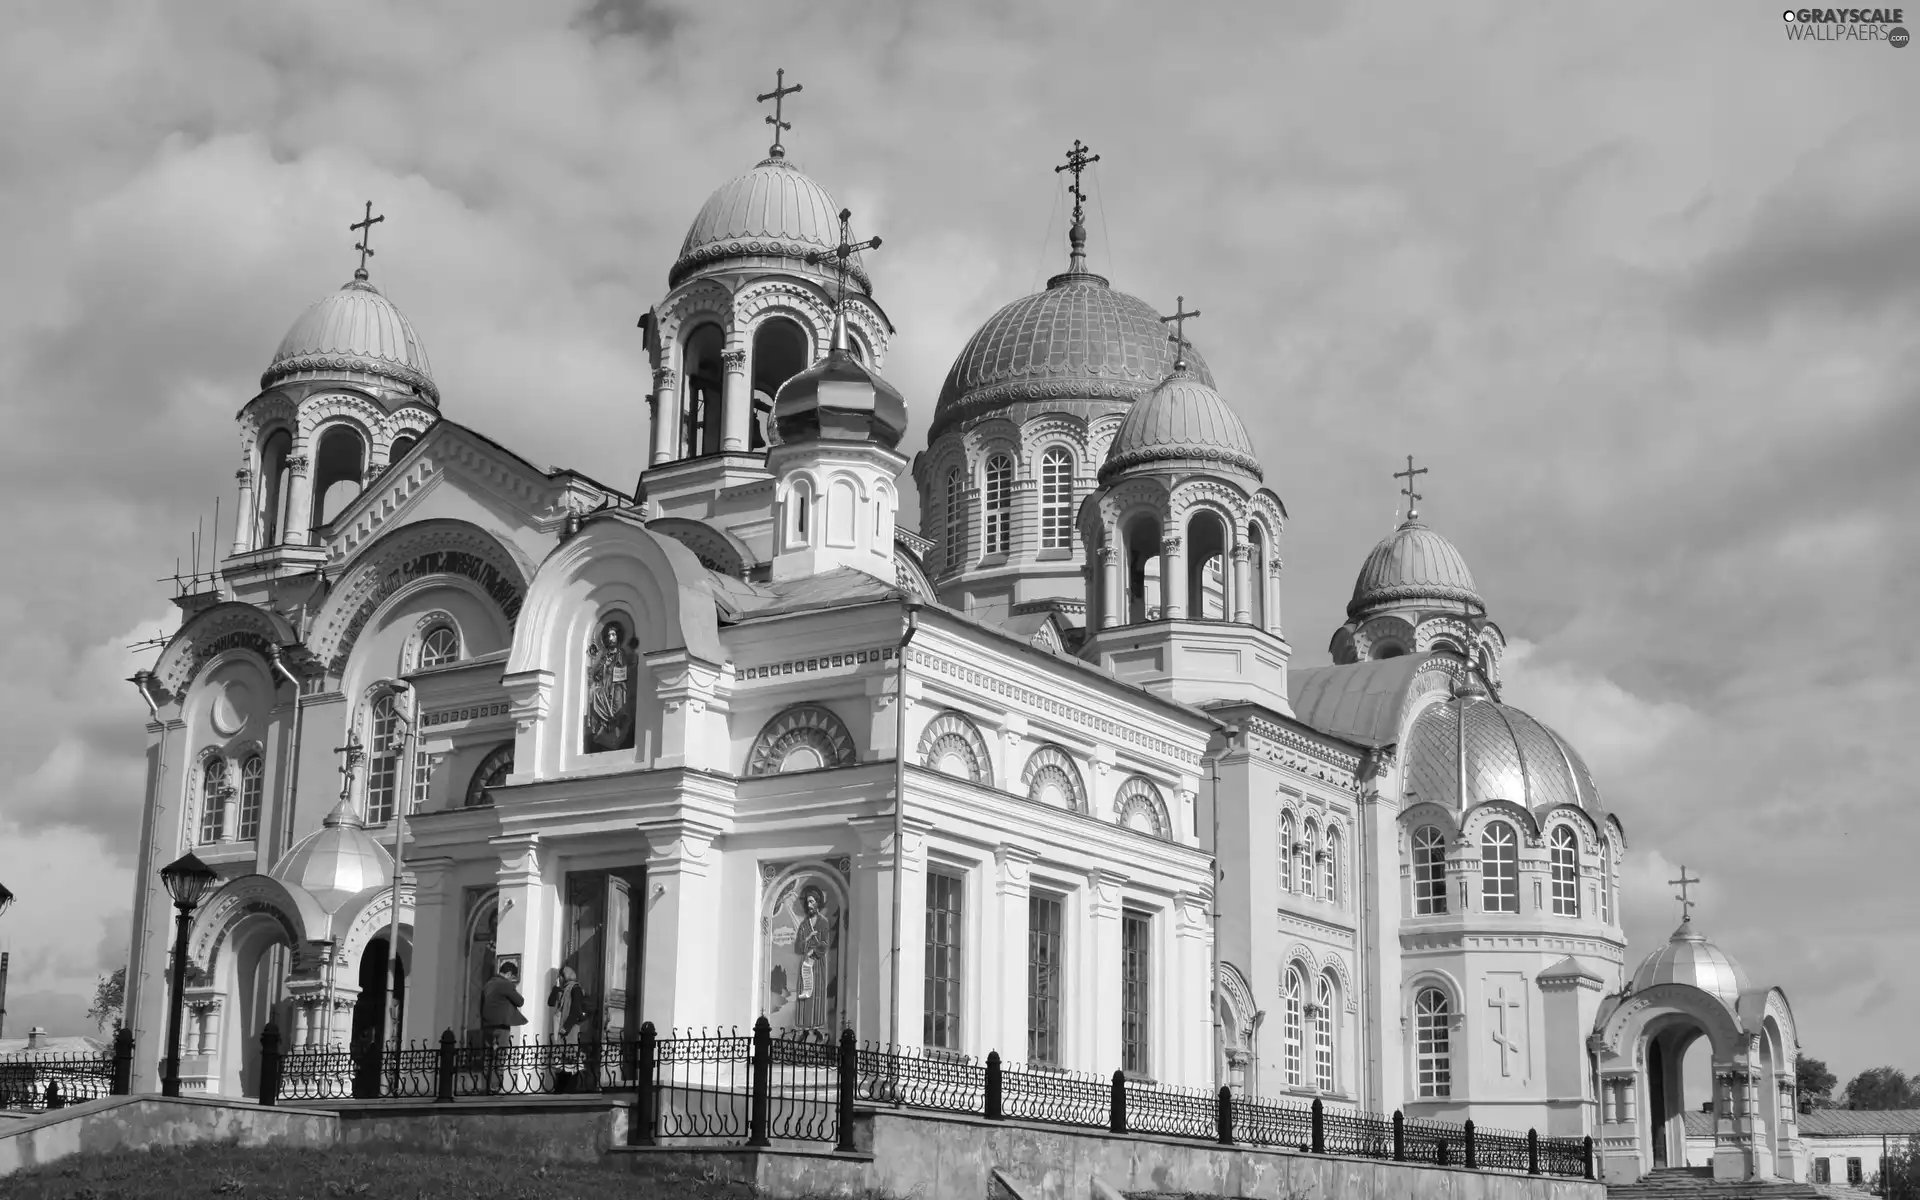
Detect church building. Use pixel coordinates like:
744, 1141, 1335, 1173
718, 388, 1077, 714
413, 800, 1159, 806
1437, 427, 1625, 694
122, 82, 1804, 1187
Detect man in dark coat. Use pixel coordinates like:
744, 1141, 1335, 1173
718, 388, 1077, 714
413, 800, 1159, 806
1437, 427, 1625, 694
479, 961, 527, 1092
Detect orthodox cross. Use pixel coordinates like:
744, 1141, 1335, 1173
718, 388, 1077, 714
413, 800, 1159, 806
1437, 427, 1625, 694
806, 207, 881, 317
758, 68, 802, 158
1394, 454, 1428, 521
1487, 986, 1521, 1077
349, 201, 384, 280
1670, 865, 1701, 921
1054, 139, 1100, 226
1161, 296, 1200, 370
333, 734, 365, 802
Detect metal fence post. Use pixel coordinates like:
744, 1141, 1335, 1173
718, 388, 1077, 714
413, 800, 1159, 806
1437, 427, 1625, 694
835, 1028, 858, 1152
632, 1022, 657, 1147
1216, 1087, 1234, 1145
110, 1027, 134, 1096
1527, 1128, 1540, 1175
1393, 1109, 1404, 1161
1311, 1097, 1325, 1154
435, 1029, 456, 1103
1583, 1135, 1594, 1180
259, 1021, 282, 1107
1109, 1070, 1127, 1135
1464, 1118, 1477, 1169
747, 1016, 771, 1148
985, 1051, 1003, 1121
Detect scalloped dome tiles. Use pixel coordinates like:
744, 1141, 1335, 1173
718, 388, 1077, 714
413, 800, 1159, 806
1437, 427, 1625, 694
262, 277, 438, 403
931, 276, 1213, 441
1402, 692, 1601, 812
672, 157, 866, 289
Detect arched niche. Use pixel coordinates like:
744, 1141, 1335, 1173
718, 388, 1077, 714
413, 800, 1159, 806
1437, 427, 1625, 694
746, 704, 857, 776
312, 423, 368, 530
751, 317, 810, 452
1187, 507, 1231, 619
257, 427, 293, 549
1113, 775, 1171, 839
1021, 744, 1087, 812
680, 323, 725, 458
760, 862, 849, 1040
918, 710, 993, 786
1123, 511, 1163, 623
465, 743, 514, 808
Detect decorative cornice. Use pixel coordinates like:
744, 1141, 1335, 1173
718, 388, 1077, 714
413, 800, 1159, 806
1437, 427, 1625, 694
1245, 716, 1362, 792
739, 644, 899, 683
1099, 444, 1265, 485
668, 237, 873, 291
422, 701, 512, 729
261, 352, 440, 404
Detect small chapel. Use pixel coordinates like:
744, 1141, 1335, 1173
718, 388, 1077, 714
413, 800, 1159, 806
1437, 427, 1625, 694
122, 83, 1805, 1186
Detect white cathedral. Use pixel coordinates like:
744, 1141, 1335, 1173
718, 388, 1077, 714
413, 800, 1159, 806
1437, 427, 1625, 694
122, 99, 1810, 1186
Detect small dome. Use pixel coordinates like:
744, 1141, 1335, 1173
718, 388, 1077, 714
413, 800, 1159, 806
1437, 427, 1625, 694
1631, 920, 1750, 1009
930, 276, 1213, 442
772, 326, 908, 450
1099, 366, 1261, 484
263, 276, 438, 404
671, 158, 862, 290
1349, 519, 1482, 620
270, 798, 393, 915
1403, 686, 1601, 811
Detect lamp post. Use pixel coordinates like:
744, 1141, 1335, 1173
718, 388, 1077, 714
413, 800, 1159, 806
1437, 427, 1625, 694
374, 679, 415, 1066
0, 882, 13, 1041
158, 853, 219, 1098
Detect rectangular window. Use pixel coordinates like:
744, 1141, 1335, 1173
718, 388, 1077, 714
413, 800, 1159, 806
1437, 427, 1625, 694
1027, 891, 1064, 1066
924, 872, 964, 1050
1416, 1002, 1451, 1099
1120, 910, 1151, 1077
411, 749, 432, 813
1848, 1159, 1863, 1185
1814, 1159, 1830, 1184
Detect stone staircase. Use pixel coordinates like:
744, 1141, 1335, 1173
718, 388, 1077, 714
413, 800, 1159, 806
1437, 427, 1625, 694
1608, 1167, 1834, 1199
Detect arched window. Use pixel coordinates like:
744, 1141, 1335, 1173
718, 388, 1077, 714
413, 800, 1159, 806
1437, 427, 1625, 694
236, 755, 263, 842
1300, 819, 1319, 896
389, 433, 418, 464
1247, 522, 1267, 630
1481, 821, 1519, 913
1415, 989, 1451, 1098
750, 317, 810, 452
1123, 513, 1163, 623
1313, 974, 1336, 1092
983, 454, 1013, 556
466, 744, 514, 808
1282, 967, 1304, 1087
1600, 841, 1613, 924
366, 693, 401, 825
418, 624, 459, 670
1413, 825, 1448, 915
257, 428, 292, 548
787, 480, 812, 546
1323, 828, 1341, 904
1278, 812, 1295, 891
680, 324, 725, 458
199, 757, 229, 844
944, 469, 965, 571
1187, 509, 1229, 619
1040, 447, 1073, 551
1550, 826, 1580, 917
312, 424, 367, 531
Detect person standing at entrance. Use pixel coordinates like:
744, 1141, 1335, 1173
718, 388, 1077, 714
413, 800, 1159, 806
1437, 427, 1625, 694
480, 961, 527, 1091
548, 964, 590, 1092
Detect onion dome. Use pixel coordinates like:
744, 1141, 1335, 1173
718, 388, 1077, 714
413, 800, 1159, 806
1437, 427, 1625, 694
773, 317, 907, 450
1099, 366, 1262, 484
270, 798, 394, 915
261, 274, 438, 404
1631, 920, 1750, 1009
1348, 518, 1483, 620
1402, 683, 1601, 811
671, 157, 863, 290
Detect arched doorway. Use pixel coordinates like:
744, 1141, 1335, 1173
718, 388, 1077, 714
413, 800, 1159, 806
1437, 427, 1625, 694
350, 935, 407, 1098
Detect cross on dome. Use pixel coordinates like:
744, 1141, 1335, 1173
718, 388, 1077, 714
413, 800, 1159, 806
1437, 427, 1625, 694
1670, 865, 1701, 922
1161, 296, 1200, 371
758, 68, 803, 159
1054, 139, 1101, 274
806, 207, 881, 349
1394, 454, 1429, 522
333, 734, 365, 803
350, 201, 385, 281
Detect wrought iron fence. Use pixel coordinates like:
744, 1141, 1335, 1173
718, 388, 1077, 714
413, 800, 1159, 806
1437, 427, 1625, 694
252, 1016, 1593, 1178
0, 1029, 133, 1112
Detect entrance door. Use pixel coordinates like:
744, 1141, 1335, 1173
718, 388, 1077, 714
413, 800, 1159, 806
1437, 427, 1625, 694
564, 868, 645, 1052
1649, 1039, 1669, 1168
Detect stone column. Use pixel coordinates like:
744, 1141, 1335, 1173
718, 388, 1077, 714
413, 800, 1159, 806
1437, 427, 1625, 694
1082, 869, 1127, 1074
639, 821, 723, 1033
720, 346, 750, 451
991, 844, 1038, 1059
489, 833, 545, 1026
650, 366, 679, 465
1099, 545, 1121, 628
404, 857, 456, 1040
1161, 535, 1187, 620
233, 467, 256, 554
1267, 559, 1284, 636
1231, 544, 1253, 624
282, 453, 313, 546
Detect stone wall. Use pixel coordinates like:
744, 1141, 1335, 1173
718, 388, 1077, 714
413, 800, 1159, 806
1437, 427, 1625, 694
0, 1095, 337, 1177
330, 1095, 628, 1163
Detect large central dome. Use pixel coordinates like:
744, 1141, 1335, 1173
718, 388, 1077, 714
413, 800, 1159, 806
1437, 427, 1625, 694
671, 157, 867, 290
929, 271, 1212, 442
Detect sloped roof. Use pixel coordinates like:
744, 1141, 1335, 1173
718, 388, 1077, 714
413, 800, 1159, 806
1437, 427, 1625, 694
1684, 1108, 1920, 1138
1286, 653, 1440, 748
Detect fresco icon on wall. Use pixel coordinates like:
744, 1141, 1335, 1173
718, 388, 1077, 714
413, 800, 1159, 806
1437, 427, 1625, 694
763, 866, 843, 1037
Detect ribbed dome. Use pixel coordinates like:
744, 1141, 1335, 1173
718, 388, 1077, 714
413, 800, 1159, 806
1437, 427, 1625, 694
1099, 366, 1262, 484
1349, 519, 1483, 619
270, 798, 393, 915
1632, 920, 1750, 1009
929, 276, 1213, 442
671, 158, 864, 290
262, 276, 438, 404
1403, 686, 1601, 811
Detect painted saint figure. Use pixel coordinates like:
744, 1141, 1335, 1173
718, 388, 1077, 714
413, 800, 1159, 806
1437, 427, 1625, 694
584, 617, 636, 753
793, 887, 833, 1031
763, 872, 841, 1036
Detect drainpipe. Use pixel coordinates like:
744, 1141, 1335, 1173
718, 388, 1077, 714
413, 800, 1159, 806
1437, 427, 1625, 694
1356, 749, 1373, 1112
384, 679, 416, 1049
888, 603, 921, 1050
268, 646, 304, 859
1209, 725, 1235, 1097
129, 671, 169, 1072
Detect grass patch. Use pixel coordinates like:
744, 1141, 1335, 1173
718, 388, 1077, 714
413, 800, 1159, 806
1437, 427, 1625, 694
2, 1143, 895, 1200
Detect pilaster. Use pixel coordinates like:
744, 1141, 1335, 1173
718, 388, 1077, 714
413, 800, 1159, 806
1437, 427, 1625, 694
991, 844, 1039, 1059
501, 669, 553, 780
1231, 544, 1252, 623
1082, 868, 1127, 1073
283, 453, 312, 546
637, 819, 723, 1033
647, 651, 730, 770
404, 857, 457, 1039
720, 346, 750, 452
489, 833, 544, 984
1162, 535, 1187, 620
651, 367, 678, 465
1171, 889, 1214, 1090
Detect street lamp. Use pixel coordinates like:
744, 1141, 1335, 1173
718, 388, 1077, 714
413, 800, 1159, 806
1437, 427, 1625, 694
158, 852, 219, 1099
0, 881, 12, 1041
0, 881, 13, 917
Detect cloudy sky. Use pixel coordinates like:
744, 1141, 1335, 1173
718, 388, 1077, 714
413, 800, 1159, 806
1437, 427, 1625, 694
1, 0, 1913, 1085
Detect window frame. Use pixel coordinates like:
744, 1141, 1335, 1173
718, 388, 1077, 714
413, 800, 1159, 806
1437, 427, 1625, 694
924, 871, 965, 1051
1313, 974, 1335, 1092
1279, 812, 1295, 892
199, 757, 229, 845
1039, 446, 1073, 552
1415, 987, 1452, 1098
1027, 890, 1065, 1067
1413, 825, 1449, 915
236, 755, 264, 842
944, 468, 965, 570
417, 623, 459, 670
983, 454, 1013, 557
1283, 966, 1304, 1088
1550, 825, 1580, 917
365, 693, 401, 825
1120, 909, 1152, 1077
1481, 821, 1520, 913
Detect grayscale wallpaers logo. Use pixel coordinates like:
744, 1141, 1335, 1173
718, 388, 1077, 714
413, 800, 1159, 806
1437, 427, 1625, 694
1783, 7, 1910, 44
